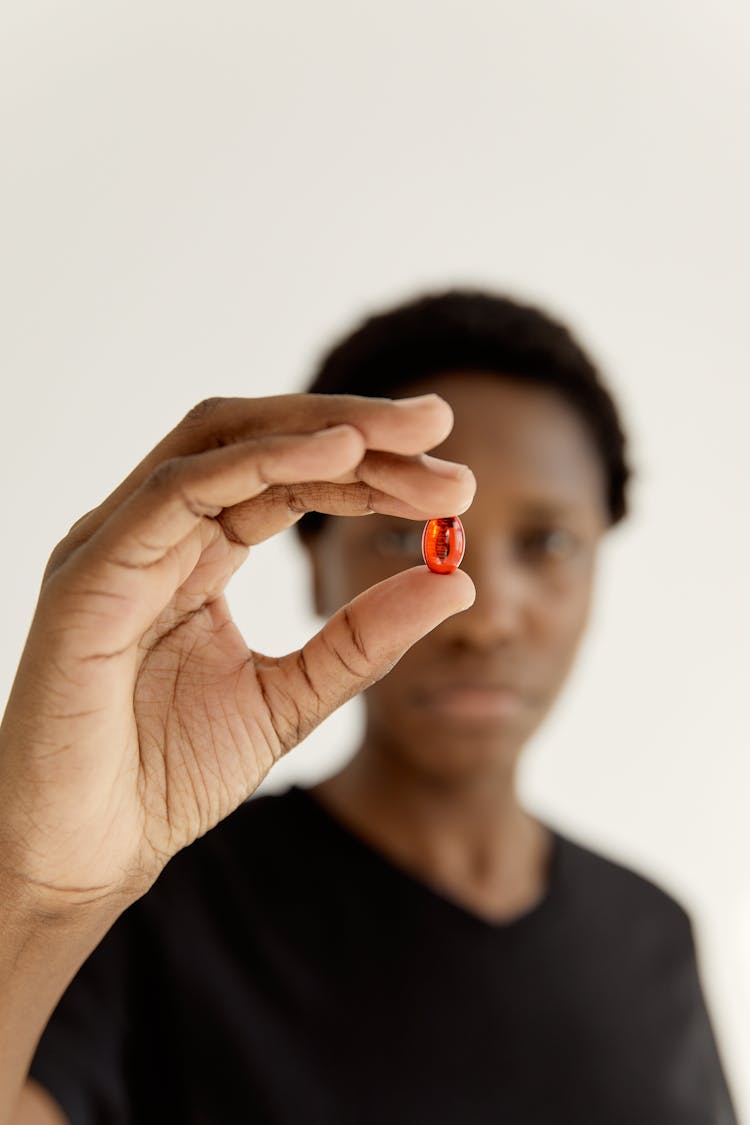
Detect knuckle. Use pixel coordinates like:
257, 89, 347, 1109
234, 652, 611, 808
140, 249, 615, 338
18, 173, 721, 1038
281, 484, 313, 516
145, 456, 222, 520
181, 397, 225, 428
147, 457, 184, 490
42, 509, 101, 582
42, 541, 71, 584
67, 507, 99, 536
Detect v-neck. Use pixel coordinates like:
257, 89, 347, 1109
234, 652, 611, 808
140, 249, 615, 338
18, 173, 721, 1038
288, 783, 564, 935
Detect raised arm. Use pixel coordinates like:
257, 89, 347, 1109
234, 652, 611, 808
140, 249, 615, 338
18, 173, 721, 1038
1, 392, 476, 1123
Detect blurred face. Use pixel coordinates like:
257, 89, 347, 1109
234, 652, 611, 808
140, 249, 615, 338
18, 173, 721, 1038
305, 373, 610, 784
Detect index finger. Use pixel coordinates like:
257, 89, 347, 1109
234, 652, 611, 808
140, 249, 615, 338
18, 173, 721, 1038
178, 393, 455, 457
46, 393, 455, 580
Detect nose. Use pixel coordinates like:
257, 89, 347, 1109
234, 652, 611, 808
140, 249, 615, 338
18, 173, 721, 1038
439, 537, 528, 650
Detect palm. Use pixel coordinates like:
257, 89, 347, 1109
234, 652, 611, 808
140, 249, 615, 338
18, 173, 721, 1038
6, 532, 282, 903
134, 591, 279, 866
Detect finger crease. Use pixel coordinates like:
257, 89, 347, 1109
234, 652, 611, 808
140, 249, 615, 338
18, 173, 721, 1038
256, 670, 285, 760
343, 605, 370, 664
178, 485, 223, 520
323, 634, 360, 680
284, 486, 311, 516
297, 648, 322, 705
217, 514, 248, 546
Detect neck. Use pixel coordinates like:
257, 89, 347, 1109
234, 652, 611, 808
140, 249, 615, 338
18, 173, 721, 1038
309, 730, 551, 919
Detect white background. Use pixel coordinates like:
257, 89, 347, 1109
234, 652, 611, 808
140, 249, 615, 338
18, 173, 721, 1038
2, 0, 748, 1115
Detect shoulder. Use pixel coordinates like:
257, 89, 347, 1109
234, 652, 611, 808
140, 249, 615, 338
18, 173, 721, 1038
551, 824, 694, 941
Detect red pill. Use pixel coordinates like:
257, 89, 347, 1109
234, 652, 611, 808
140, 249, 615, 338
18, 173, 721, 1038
421, 516, 466, 574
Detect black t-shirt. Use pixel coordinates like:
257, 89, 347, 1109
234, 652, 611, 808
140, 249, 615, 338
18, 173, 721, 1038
29, 784, 739, 1124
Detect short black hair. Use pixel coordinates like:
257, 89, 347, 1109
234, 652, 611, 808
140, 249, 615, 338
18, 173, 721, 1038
296, 288, 632, 538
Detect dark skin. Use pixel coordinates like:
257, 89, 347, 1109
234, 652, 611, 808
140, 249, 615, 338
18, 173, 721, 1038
304, 372, 610, 924
2, 390, 480, 1120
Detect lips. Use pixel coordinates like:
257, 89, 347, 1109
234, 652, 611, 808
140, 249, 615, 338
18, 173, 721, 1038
414, 676, 528, 699
412, 679, 529, 721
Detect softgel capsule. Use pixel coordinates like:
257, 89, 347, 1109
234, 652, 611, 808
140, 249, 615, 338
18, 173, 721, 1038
421, 516, 466, 574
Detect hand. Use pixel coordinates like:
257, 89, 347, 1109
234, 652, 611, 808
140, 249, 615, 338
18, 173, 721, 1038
0, 394, 475, 917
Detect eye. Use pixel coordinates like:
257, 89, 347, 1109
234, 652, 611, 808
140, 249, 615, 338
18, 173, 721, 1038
519, 528, 579, 561
371, 525, 424, 558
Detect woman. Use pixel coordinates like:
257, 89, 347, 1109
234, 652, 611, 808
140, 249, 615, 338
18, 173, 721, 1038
5, 290, 738, 1122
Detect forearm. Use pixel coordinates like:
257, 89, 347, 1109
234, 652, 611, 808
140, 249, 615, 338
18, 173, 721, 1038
0, 878, 128, 1125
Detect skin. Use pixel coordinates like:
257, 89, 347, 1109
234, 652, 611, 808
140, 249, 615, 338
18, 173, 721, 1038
1, 391, 477, 1123
305, 373, 610, 923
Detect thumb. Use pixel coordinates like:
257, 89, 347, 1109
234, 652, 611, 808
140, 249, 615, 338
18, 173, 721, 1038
258, 567, 476, 752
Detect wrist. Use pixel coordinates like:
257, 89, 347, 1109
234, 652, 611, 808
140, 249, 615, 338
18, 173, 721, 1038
0, 868, 131, 1125
0, 862, 136, 937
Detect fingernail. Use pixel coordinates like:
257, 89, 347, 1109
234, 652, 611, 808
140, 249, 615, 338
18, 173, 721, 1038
392, 393, 443, 409
314, 424, 356, 439
421, 454, 471, 479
